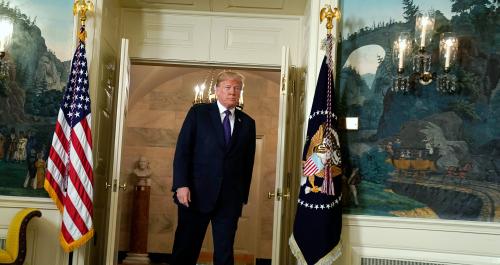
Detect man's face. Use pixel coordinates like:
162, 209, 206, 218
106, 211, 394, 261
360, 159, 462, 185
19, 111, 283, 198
216, 79, 242, 109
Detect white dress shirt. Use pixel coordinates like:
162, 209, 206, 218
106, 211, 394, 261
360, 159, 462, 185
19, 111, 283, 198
216, 101, 235, 134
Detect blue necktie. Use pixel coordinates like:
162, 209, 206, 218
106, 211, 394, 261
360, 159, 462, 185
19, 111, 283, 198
223, 110, 231, 145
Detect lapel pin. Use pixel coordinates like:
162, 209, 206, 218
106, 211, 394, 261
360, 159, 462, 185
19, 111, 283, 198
238, 118, 241, 122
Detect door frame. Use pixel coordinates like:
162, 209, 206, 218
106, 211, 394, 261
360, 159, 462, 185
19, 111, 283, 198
100, 55, 300, 264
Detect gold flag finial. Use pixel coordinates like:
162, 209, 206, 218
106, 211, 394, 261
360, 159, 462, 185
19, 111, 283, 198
320, 5, 341, 34
73, 0, 94, 41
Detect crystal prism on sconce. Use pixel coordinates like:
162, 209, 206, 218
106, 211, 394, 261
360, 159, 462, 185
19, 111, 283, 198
391, 12, 459, 93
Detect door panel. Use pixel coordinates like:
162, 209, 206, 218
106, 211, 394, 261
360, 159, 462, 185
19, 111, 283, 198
270, 46, 291, 265
103, 38, 130, 265
271, 47, 305, 265
87, 38, 120, 265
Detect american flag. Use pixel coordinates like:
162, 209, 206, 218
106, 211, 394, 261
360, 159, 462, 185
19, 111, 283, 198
44, 40, 94, 252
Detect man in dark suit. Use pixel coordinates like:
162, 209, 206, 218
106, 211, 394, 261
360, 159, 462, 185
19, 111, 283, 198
171, 71, 256, 265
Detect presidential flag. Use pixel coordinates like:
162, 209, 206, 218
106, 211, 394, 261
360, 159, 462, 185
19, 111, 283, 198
44, 37, 94, 252
289, 50, 343, 264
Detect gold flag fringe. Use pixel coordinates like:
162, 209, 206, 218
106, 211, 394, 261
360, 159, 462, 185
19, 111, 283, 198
289, 234, 342, 265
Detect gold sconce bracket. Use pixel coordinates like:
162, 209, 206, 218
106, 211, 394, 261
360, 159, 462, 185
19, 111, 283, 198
320, 5, 341, 34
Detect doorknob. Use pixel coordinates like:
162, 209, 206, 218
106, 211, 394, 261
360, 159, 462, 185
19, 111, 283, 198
268, 190, 290, 201
280, 190, 290, 200
105, 182, 112, 190
119, 183, 127, 191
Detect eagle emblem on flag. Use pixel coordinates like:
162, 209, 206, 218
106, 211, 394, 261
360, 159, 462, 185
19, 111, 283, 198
302, 124, 342, 195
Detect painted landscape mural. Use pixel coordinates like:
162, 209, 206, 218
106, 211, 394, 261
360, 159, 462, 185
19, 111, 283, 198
338, 0, 499, 221
0, 0, 73, 197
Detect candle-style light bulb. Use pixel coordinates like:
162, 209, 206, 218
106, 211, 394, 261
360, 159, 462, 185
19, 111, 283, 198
420, 16, 428, 48
444, 38, 453, 69
194, 85, 200, 101
398, 39, 407, 70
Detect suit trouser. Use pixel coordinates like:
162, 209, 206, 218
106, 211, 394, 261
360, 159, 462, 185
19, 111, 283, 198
170, 201, 241, 265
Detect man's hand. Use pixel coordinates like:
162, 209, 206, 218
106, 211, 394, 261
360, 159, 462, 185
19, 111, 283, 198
176, 187, 191, 207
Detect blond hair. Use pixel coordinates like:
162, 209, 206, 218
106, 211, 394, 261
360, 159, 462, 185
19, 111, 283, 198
215, 71, 245, 88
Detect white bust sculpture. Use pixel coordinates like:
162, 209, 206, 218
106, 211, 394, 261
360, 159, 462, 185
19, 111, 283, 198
134, 156, 152, 186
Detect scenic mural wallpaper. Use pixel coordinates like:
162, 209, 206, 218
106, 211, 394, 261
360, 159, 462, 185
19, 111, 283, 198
338, 0, 499, 222
0, 0, 73, 197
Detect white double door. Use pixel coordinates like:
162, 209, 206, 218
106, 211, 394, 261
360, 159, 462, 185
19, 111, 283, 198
97, 40, 300, 265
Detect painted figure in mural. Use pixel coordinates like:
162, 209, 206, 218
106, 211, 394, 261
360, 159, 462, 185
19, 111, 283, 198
35, 152, 47, 189
6, 128, 17, 162
134, 156, 152, 186
26, 130, 37, 159
0, 131, 4, 160
24, 148, 37, 188
171, 71, 256, 265
347, 167, 361, 206
423, 138, 434, 159
14, 131, 27, 162
393, 137, 402, 158
385, 141, 395, 161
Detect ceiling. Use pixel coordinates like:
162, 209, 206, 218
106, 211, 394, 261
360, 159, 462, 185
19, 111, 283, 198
119, 0, 307, 15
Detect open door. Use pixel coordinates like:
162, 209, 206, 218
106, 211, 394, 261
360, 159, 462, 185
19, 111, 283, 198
271, 46, 305, 265
270, 46, 291, 265
103, 38, 130, 265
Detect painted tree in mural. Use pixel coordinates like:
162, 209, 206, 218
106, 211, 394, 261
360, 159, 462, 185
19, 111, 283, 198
0, 2, 68, 123
490, 89, 500, 136
402, 0, 419, 23
451, 0, 498, 41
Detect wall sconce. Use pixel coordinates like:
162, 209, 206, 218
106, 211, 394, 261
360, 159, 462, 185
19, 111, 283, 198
392, 12, 459, 93
0, 15, 13, 80
192, 69, 245, 109
193, 69, 216, 105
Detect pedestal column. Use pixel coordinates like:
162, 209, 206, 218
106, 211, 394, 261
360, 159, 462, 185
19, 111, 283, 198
123, 185, 151, 264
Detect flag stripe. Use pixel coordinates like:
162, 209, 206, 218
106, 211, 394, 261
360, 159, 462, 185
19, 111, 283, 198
73, 120, 94, 179
63, 189, 88, 236
70, 126, 93, 187
68, 157, 93, 215
48, 148, 67, 189
45, 171, 65, 205
56, 110, 71, 145
66, 175, 92, 231
82, 116, 93, 149
61, 221, 75, 244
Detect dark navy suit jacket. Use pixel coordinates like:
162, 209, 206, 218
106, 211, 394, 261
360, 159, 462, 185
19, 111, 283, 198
172, 102, 256, 213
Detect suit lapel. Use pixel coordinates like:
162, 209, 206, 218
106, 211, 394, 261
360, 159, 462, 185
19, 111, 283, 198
208, 103, 226, 149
